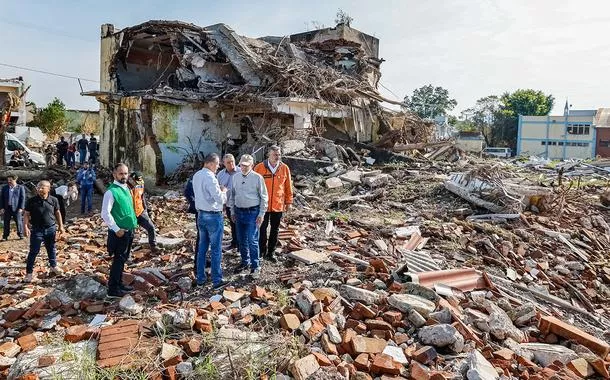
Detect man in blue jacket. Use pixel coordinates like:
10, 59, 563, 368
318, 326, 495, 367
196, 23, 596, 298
76, 162, 96, 214
0, 175, 26, 240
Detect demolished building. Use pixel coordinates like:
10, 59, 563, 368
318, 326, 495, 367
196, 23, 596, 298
83, 20, 398, 181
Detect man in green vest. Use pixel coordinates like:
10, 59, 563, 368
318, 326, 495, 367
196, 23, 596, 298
101, 163, 138, 297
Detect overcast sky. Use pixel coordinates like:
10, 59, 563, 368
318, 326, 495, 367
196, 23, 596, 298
1, 0, 607, 115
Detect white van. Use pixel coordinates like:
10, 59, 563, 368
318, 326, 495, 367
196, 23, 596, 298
5, 133, 46, 166
482, 147, 512, 158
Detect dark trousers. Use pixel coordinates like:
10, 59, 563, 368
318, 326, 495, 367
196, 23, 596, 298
3, 209, 23, 238
225, 207, 238, 248
57, 197, 66, 224
137, 211, 156, 246
80, 184, 93, 213
89, 151, 98, 164
26, 225, 57, 273
57, 152, 67, 166
79, 149, 87, 164
107, 229, 134, 292
193, 215, 200, 275
259, 211, 283, 257
67, 152, 75, 167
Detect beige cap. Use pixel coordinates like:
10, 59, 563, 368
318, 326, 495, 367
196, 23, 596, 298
239, 154, 254, 166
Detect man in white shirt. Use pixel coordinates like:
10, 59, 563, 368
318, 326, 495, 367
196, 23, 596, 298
229, 154, 268, 279
193, 153, 229, 290
101, 163, 138, 298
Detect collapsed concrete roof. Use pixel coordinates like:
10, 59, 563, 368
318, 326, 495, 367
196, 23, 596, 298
87, 20, 392, 107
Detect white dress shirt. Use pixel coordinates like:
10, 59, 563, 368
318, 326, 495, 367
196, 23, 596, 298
193, 168, 226, 212
101, 180, 131, 232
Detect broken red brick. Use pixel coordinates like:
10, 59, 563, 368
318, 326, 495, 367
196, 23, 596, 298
250, 286, 268, 300
413, 346, 437, 365
85, 304, 105, 314
64, 325, 96, 343
410, 361, 431, 380
370, 353, 402, 376
365, 319, 394, 331
589, 358, 610, 378
163, 355, 182, 367
539, 315, 610, 357
567, 358, 595, 378
0, 342, 20, 358
351, 302, 377, 320
38, 355, 56, 367
493, 348, 515, 361
182, 339, 201, 357
321, 334, 338, 355
354, 353, 371, 371
382, 311, 403, 326
16, 334, 38, 352
369, 259, 389, 273
194, 318, 213, 333
280, 314, 301, 331
4, 309, 26, 322
312, 352, 333, 367
394, 333, 409, 345
23, 301, 45, 320
351, 336, 387, 354
164, 365, 177, 380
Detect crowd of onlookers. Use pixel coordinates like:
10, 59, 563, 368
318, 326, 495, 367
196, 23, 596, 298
44, 133, 99, 167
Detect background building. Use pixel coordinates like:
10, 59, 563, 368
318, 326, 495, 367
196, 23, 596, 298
517, 109, 596, 159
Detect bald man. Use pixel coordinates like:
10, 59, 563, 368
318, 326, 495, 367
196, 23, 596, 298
23, 180, 65, 283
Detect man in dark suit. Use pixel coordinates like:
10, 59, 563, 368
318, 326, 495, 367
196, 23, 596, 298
0, 175, 26, 240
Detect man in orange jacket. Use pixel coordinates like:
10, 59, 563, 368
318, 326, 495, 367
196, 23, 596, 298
253, 145, 293, 262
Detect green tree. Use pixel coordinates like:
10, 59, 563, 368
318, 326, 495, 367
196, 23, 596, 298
403, 85, 457, 119
30, 98, 68, 139
494, 89, 554, 148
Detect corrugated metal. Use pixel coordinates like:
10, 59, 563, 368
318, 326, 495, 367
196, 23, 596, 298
397, 248, 441, 273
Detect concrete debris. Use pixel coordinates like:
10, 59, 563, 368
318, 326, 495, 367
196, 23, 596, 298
119, 295, 143, 314
387, 293, 436, 316
287, 248, 329, 264
464, 350, 499, 380
418, 324, 465, 353
3, 134, 610, 380
517, 343, 579, 367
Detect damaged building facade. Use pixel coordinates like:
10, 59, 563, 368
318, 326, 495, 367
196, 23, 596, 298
83, 20, 391, 181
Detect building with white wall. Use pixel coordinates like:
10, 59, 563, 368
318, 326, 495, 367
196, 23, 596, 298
516, 110, 596, 159
83, 21, 385, 181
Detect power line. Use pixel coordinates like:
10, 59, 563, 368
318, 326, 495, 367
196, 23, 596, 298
0, 62, 99, 83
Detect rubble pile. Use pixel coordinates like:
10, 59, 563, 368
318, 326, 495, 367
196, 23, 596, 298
1, 157, 610, 379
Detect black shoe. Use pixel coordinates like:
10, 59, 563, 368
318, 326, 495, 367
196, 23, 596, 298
107, 289, 127, 298
18, 236, 23, 240
212, 280, 229, 290
120, 284, 134, 292
233, 263, 249, 274
2, 237, 7, 241
265, 255, 278, 263
205, 260, 211, 268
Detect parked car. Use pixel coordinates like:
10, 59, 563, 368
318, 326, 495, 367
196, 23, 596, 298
4, 133, 46, 166
482, 147, 512, 158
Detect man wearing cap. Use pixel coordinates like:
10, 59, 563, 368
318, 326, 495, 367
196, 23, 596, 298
254, 145, 293, 262
129, 172, 157, 251
193, 153, 229, 290
229, 154, 268, 279
101, 163, 138, 297
216, 154, 239, 251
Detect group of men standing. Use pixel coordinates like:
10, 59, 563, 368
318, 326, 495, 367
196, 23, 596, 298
4, 144, 292, 297
54, 133, 98, 167
187, 145, 292, 290
0, 163, 155, 291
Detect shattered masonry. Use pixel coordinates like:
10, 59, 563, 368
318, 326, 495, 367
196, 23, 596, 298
83, 20, 393, 182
